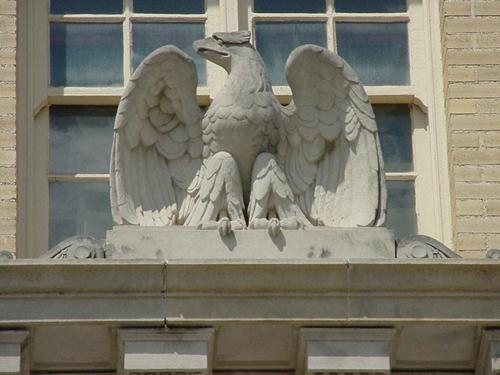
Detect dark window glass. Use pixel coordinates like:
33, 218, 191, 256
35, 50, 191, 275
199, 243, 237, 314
51, 0, 123, 14
374, 105, 412, 172
50, 23, 123, 86
254, 0, 325, 13
50, 106, 115, 174
132, 22, 206, 85
133, 0, 204, 14
386, 180, 416, 240
49, 182, 113, 247
336, 22, 409, 85
256, 22, 327, 85
335, 0, 407, 13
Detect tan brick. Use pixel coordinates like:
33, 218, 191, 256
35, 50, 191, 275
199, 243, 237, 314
0, 184, 15, 200
476, 34, 500, 48
0, 167, 15, 184
454, 166, 482, 181
447, 67, 476, 83
476, 66, 500, 81
456, 199, 484, 215
0, 116, 15, 131
0, 236, 15, 252
475, 2, 500, 16
447, 49, 500, 65
483, 166, 500, 181
0, 150, 15, 166
456, 216, 500, 232
451, 114, 500, 130
0, 15, 15, 30
449, 83, 500, 98
0, 1, 16, 16
0, 132, 14, 148
446, 34, 474, 49
446, 17, 500, 33
451, 132, 480, 146
0, 200, 15, 218
486, 200, 500, 215
0, 68, 15, 82
0, 83, 15, 98
0, 99, 16, 113
456, 233, 487, 250
477, 99, 500, 113
449, 99, 477, 113
0, 218, 15, 235
488, 234, 500, 248
482, 132, 500, 147
453, 149, 500, 165
445, 1, 471, 15
456, 182, 500, 198
449, 99, 477, 114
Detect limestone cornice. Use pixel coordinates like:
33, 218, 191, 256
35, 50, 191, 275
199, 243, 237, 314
0, 259, 499, 326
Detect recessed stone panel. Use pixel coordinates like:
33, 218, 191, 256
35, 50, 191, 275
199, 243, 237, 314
214, 324, 296, 370
393, 324, 479, 369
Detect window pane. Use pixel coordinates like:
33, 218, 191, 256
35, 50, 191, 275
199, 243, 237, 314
49, 182, 113, 247
133, 0, 204, 14
335, 0, 407, 13
50, 106, 115, 174
51, 23, 123, 87
386, 180, 416, 240
374, 105, 412, 172
51, 0, 123, 14
336, 22, 409, 85
254, 0, 325, 13
132, 22, 206, 85
256, 22, 327, 85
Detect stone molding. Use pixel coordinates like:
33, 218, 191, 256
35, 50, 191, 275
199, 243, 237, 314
476, 330, 500, 375
1, 259, 500, 324
0, 331, 29, 375
297, 328, 395, 375
117, 328, 215, 375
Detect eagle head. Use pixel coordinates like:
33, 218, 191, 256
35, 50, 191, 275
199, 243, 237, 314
193, 31, 252, 72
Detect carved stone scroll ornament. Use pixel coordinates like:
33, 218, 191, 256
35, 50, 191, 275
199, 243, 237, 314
110, 31, 387, 236
40, 236, 105, 259
397, 235, 461, 259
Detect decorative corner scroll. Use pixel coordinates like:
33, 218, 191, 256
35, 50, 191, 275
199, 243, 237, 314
40, 236, 105, 259
397, 234, 461, 259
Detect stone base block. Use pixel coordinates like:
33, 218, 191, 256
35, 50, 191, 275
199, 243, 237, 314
106, 226, 395, 260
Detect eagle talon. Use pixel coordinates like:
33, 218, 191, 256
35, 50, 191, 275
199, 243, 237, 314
218, 217, 231, 237
268, 218, 281, 237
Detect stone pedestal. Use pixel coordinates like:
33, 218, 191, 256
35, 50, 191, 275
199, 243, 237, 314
106, 226, 395, 259
118, 329, 214, 375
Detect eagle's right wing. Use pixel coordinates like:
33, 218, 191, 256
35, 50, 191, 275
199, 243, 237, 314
110, 46, 204, 226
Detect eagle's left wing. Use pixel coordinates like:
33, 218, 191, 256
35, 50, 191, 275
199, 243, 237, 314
278, 45, 386, 227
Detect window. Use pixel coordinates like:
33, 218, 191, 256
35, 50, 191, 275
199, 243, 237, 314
18, 0, 452, 256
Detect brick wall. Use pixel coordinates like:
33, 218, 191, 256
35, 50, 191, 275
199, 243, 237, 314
0, 0, 16, 253
443, 0, 500, 257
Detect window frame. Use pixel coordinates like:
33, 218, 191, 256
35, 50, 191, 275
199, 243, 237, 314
17, 0, 453, 257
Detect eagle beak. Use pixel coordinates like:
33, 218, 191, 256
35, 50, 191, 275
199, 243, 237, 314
193, 37, 231, 71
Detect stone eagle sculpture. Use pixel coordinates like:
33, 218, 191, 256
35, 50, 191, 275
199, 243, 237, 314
110, 31, 386, 236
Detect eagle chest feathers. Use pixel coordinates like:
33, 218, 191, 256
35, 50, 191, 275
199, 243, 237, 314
202, 61, 278, 189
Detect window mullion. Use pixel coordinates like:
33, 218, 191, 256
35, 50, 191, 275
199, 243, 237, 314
326, 0, 335, 52
123, 0, 132, 82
